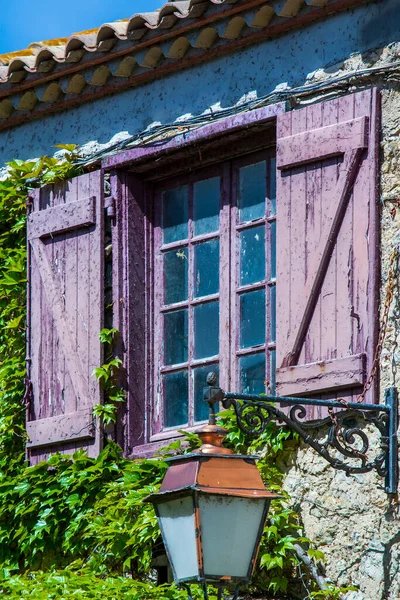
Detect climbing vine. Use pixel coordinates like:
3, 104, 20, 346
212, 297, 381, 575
0, 151, 355, 599
93, 328, 126, 425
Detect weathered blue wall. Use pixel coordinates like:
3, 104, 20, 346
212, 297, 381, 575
1, 0, 399, 166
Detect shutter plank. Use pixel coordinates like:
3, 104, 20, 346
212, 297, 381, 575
277, 116, 368, 169
319, 98, 341, 371
305, 101, 324, 367
353, 91, 373, 355
276, 112, 292, 365
29, 190, 42, 421
87, 172, 104, 457
27, 197, 96, 239
277, 354, 365, 396
290, 105, 308, 367
41, 240, 54, 417
64, 178, 79, 417
26, 409, 94, 448
51, 183, 67, 419
335, 94, 356, 370
365, 89, 380, 404
77, 177, 91, 414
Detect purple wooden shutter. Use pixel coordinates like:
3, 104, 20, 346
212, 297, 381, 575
26, 172, 104, 463
276, 90, 379, 405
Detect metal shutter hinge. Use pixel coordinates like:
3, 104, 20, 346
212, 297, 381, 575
105, 196, 116, 218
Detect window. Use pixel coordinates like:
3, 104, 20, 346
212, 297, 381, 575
26, 92, 379, 460
152, 151, 276, 437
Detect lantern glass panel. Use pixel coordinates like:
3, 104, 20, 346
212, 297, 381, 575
157, 495, 199, 582
198, 495, 269, 579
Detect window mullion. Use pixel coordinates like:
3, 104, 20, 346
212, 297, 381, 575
153, 189, 164, 433
267, 155, 277, 394
229, 161, 239, 392
188, 183, 195, 426
219, 162, 232, 394
265, 156, 271, 393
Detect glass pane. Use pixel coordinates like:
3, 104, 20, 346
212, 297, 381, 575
164, 247, 188, 305
193, 364, 219, 422
238, 161, 266, 223
240, 225, 265, 286
270, 220, 276, 280
240, 289, 265, 348
269, 157, 277, 216
164, 370, 188, 427
194, 302, 219, 359
270, 285, 276, 343
239, 353, 265, 394
200, 495, 267, 579
162, 186, 188, 244
164, 309, 188, 365
270, 350, 276, 395
157, 497, 198, 581
194, 239, 220, 298
194, 177, 220, 236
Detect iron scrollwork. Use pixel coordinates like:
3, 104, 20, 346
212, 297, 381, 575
203, 382, 398, 493
224, 397, 388, 476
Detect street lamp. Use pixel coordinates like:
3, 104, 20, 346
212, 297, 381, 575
146, 379, 280, 599
146, 374, 398, 599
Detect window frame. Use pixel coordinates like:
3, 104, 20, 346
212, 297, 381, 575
105, 102, 285, 457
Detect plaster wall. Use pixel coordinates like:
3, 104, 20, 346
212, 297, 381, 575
1, 0, 400, 166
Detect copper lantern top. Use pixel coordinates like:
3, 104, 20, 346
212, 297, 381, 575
149, 424, 280, 502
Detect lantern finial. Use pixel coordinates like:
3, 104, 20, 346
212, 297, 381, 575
203, 371, 225, 426
193, 372, 233, 455
195, 424, 234, 455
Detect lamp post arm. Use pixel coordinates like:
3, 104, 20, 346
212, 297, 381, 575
203, 384, 399, 494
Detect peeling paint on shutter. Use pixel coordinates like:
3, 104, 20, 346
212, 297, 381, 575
276, 90, 379, 411
26, 172, 104, 463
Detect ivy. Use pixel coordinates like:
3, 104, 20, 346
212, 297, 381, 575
0, 570, 207, 599
93, 329, 126, 425
0, 151, 355, 599
0, 442, 165, 574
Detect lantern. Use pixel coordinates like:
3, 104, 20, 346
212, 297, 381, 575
146, 422, 279, 590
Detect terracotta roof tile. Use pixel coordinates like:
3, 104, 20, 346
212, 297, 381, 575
0, 0, 303, 74
0, 0, 370, 130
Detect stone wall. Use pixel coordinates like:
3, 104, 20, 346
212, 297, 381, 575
283, 432, 398, 600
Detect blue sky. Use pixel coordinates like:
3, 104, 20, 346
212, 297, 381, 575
0, 1, 163, 54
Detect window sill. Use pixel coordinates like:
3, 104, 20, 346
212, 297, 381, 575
129, 424, 207, 458
150, 424, 204, 443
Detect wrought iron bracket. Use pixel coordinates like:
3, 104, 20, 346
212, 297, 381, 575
203, 382, 399, 494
